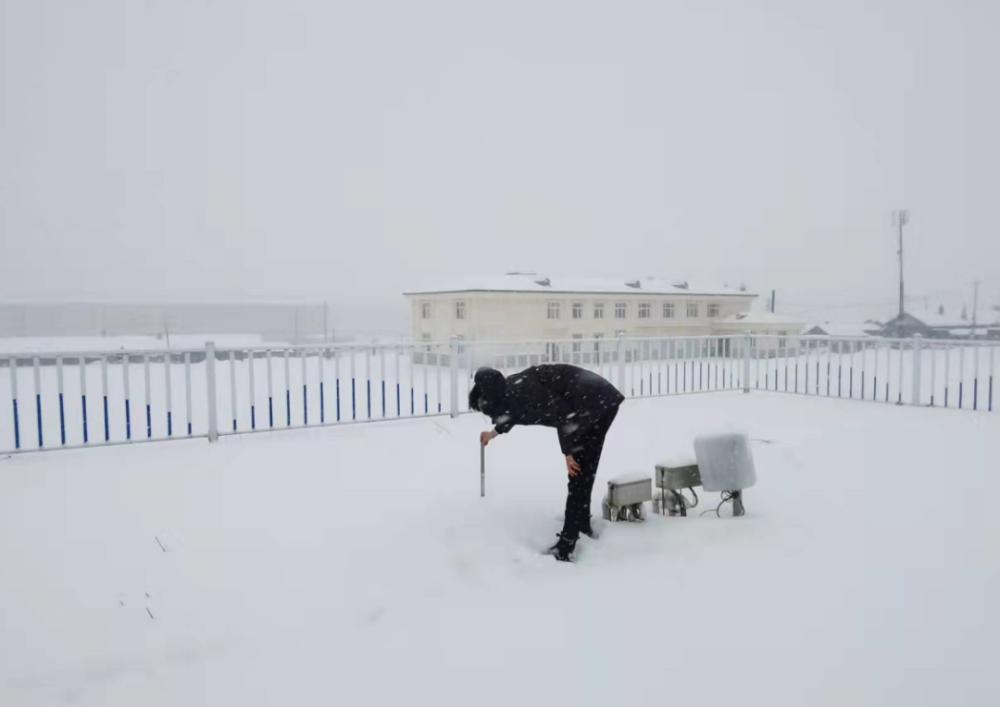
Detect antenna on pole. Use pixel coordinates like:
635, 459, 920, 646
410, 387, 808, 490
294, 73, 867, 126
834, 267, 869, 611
892, 210, 909, 319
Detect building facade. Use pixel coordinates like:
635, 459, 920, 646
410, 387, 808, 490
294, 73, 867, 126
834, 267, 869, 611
404, 274, 801, 352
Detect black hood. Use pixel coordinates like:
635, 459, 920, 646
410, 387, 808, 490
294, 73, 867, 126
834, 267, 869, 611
468, 367, 506, 416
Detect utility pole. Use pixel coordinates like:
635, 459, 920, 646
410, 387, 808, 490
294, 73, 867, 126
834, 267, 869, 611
972, 280, 980, 339
892, 210, 909, 318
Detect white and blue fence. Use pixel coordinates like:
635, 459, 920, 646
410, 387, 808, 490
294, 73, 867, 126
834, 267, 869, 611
2, 342, 457, 453
1, 334, 996, 454
745, 335, 997, 410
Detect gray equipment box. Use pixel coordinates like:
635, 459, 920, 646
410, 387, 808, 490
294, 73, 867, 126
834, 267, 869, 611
653, 460, 701, 517
655, 462, 701, 490
602, 475, 652, 522
607, 475, 653, 506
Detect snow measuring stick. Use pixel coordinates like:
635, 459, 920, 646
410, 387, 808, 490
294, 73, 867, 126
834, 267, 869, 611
480, 440, 486, 497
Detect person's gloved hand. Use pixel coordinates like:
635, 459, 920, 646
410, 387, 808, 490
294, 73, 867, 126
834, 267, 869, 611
480, 430, 498, 446
565, 454, 581, 476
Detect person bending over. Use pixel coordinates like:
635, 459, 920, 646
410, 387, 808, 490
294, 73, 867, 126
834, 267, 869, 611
469, 364, 624, 561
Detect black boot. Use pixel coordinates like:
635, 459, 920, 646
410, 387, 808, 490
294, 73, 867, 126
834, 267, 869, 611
546, 534, 576, 562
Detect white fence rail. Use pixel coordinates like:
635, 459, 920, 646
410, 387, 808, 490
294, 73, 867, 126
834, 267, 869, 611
747, 335, 997, 410
1, 334, 995, 454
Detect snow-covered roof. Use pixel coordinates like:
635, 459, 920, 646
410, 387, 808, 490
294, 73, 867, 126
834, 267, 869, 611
906, 305, 1000, 328
403, 273, 754, 297
719, 311, 803, 326
804, 322, 877, 337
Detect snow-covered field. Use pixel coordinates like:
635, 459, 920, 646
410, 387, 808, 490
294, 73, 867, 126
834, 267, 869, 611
1, 392, 997, 706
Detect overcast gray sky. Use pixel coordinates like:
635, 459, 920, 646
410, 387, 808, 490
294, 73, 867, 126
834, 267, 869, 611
2, 0, 998, 331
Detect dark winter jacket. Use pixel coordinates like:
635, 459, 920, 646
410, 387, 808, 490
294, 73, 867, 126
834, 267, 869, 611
473, 364, 624, 456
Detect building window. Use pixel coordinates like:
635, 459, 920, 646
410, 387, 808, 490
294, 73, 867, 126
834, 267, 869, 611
593, 332, 604, 353
638, 303, 651, 319
614, 329, 626, 337
707, 303, 720, 318
572, 302, 583, 319
663, 302, 674, 319
456, 334, 465, 354
547, 302, 561, 320
421, 302, 431, 319
615, 302, 627, 319
421, 333, 432, 352
455, 301, 465, 320
594, 303, 605, 319
686, 302, 699, 318
571, 334, 583, 353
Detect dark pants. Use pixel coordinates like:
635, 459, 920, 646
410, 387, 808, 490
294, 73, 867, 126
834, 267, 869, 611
561, 403, 620, 541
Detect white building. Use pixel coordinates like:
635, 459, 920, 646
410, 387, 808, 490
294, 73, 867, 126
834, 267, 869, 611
404, 274, 802, 354
713, 311, 806, 353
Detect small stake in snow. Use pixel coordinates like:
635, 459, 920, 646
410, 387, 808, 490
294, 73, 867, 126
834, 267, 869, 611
480, 440, 486, 498
155, 536, 167, 553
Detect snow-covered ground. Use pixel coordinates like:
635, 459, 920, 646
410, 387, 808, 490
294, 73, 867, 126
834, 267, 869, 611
1, 392, 997, 706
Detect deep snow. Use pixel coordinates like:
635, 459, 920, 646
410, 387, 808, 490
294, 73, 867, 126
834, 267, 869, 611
1, 392, 998, 706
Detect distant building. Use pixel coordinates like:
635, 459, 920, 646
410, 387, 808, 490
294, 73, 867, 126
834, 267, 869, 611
712, 311, 806, 353
0, 300, 328, 343
403, 274, 803, 354
874, 313, 933, 338
803, 322, 880, 337
713, 311, 805, 338
871, 306, 1000, 340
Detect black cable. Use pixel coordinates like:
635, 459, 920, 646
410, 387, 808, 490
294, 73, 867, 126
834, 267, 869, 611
718, 490, 738, 517
700, 490, 738, 517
